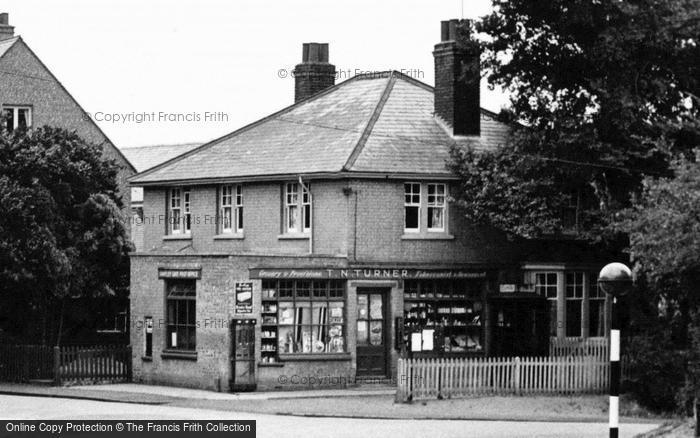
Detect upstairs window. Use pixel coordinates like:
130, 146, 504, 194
220, 184, 243, 233
404, 183, 421, 232
169, 187, 191, 235
3, 106, 31, 131
284, 182, 311, 234
427, 183, 446, 231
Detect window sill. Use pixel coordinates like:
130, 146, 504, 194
280, 353, 351, 361
277, 233, 310, 240
401, 233, 454, 240
258, 362, 284, 367
161, 349, 197, 361
163, 235, 192, 241
213, 233, 244, 240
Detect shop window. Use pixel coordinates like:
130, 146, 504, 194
263, 280, 345, 355
166, 280, 196, 351
168, 187, 191, 235
427, 183, 446, 231
403, 280, 483, 353
220, 184, 243, 233
534, 272, 558, 337
565, 272, 584, 337
589, 278, 606, 337
404, 183, 421, 232
283, 182, 311, 234
3, 106, 31, 131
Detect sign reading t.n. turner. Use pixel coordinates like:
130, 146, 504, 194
249, 268, 487, 280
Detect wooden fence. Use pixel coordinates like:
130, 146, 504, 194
549, 337, 609, 359
0, 344, 131, 385
396, 355, 609, 402
0, 344, 55, 382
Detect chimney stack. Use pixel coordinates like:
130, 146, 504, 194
433, 19, 480, 136
0, 13, 14, 41
293, 43, 335, 102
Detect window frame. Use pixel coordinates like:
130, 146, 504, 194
283, 182, 311, 234
3, 105, 32, 131
168, 187, 191, 235
565, 272, 584, 337
267, 280, 346, 356
534, 272, 559, 337
220, 184, 243, 234
404, 182, 421, 233
165, 280, 196, 352
427, 183, 447, 232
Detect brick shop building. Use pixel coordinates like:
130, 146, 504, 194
129, 20, 612, 391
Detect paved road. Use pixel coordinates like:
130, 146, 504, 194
0, 395, 659, 438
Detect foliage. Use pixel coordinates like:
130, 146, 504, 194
0, 126, 132, 344
449, 0, 700, 242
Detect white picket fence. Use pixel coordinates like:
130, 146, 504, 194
549, 337, 609, 360
396, 355, 609, 402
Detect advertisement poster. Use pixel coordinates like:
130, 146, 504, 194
235, 282, 253, 313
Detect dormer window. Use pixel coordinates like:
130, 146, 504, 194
3, 106, 31, 131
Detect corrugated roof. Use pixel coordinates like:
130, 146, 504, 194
130, 71, 511, 185
121, 142, 202, 172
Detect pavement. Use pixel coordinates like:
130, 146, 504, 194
0, 394, 662, 438
0, 382, 667, 425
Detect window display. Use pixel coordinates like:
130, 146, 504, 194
262, 280, 345, 357
403, 279, 484, 354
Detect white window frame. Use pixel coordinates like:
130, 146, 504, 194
169, 187, 191, 235
404, 182, 421, 233
220, 184, 243, 234
427, 183, 447, 232
589, 275, 607, 338
565, 272, 584, 337
283, 182, 311, 234
3, 105, 32, 131
534, 271, 559, 337
284, 183, 300, 233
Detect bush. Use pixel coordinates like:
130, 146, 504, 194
623, 333, 688, 414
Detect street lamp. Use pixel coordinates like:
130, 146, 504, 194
598, 262, 633, 438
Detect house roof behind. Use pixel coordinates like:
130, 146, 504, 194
130, 71, 511, 185
121, 142, 202, 172
0, 36, 19, 58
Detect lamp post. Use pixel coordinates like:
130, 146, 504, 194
598, 262, 633, 438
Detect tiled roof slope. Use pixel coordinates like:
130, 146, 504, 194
121, 142, 202, 172
130, 72, 511, 185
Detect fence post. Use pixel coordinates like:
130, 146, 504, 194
514, 357, 521, 395
53, 346, 60, 386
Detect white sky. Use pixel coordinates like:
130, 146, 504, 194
5, 0, 509, 148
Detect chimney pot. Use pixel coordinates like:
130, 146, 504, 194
0, 13, 14, 40
433, 19, 481, 136
294, 43, 335, 103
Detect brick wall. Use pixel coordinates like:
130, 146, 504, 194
0, 39, 134, 229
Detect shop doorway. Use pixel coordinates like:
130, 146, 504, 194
489, 296, 550, 357
356, 288, 389, 377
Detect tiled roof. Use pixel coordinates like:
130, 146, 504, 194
130, 72, 512, 185
120, 142, 202, 172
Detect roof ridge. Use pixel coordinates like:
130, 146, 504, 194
129, 74, 370, 184
343, 74, 397, 171
121, 142, 202, 150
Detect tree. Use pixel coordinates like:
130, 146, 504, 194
0, 126, 132, 344
449, 0, 700, 243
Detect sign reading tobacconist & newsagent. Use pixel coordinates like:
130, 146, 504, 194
249, 268, 487, 280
